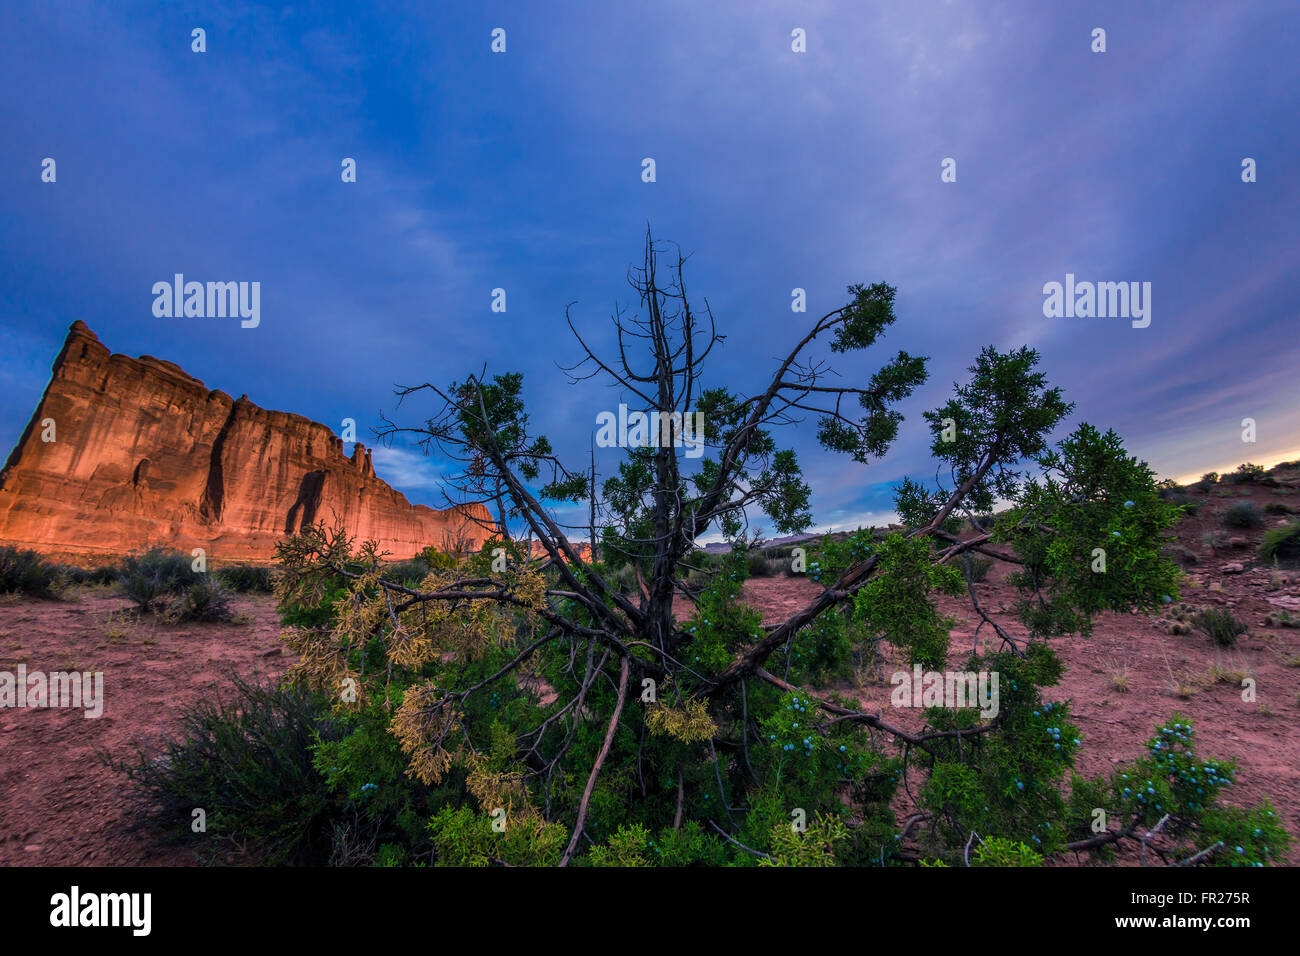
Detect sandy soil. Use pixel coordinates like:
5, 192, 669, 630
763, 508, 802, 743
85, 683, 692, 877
0, 591, 289, 866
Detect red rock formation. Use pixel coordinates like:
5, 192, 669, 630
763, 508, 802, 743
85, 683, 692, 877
0, 322, 495, 562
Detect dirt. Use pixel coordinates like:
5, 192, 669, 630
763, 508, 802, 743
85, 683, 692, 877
0, 591, 290, 866
1, 476, 1297, 866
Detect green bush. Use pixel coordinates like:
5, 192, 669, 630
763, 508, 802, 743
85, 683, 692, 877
119, 548, 233, 620
158, 577, 234, 623
1223, 463, 1265, 485
63, 564, 120, 586
0, 546, 68, 598
1258, 522, 1300, 566
114, 676, 343, 865
385, 560, 429, 586
1264, 502, 1296, 515
1192, 608, 1248, 647
416, 545, 458, 571
217, 564, 274, 592
744, 550, 770, 577
1223, 502, 1263, 529
966, 555, 994, 582
119, 548, 203, 610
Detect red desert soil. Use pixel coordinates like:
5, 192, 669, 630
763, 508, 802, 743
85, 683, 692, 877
1, 479, 1298, 866
0, 591, 291, 866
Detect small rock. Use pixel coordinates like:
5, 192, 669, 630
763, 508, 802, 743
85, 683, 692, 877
1220, 563, 1246, 575
260, 648, 282, 658
23, 845, 41, 853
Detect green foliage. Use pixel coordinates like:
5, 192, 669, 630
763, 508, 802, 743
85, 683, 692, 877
1192, 608, 1247, 647
922, 345, 1072, 515
427, 805, 567, 867
785, 611, 853, 686
806, 528, 876, 584
417, 545, 458, 571
852, 533, 963, 668
1003, 424, 1183, 639
971, 837, 1043, 867
0, 545, 68, 598
679, 551, 767, 675
763, 812, 849, 866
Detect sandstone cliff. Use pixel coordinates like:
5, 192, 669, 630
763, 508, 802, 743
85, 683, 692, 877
0, 322, 495, 562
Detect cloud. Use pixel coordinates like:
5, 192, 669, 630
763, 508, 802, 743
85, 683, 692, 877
367, 445, 446, 494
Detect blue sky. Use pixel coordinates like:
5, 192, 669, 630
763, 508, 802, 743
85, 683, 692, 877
2, 1, 1297, 538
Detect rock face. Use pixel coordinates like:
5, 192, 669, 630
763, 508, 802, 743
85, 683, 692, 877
0, 322, 495, 562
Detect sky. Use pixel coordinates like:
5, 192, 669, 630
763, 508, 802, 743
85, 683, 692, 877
1, 0, 1297, 540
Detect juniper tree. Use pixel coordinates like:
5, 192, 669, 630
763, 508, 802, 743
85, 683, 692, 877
275, 233, 1288, 867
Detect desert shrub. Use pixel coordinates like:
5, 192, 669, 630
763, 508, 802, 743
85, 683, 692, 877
157, 577, 235, 623
1223, 502, 1263, 529
605, 562, 640, 595
1192, 608, 1248, 647
1166, 492, 1200, 515
965, 555, 994, 582
384, 560, 428, 586
0, 546, 68, 598
416, 545, 458, 571
1264, 502, 1296, 515
217, 564, 274, 592
747, 549, 774, 577
1258, 522, 1300, 566
118, 548, 204, 611
114, 676, 345, 864
1198, 472, 1219, 490
1223, 463, 1265, 485
63, 564, 119, 586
